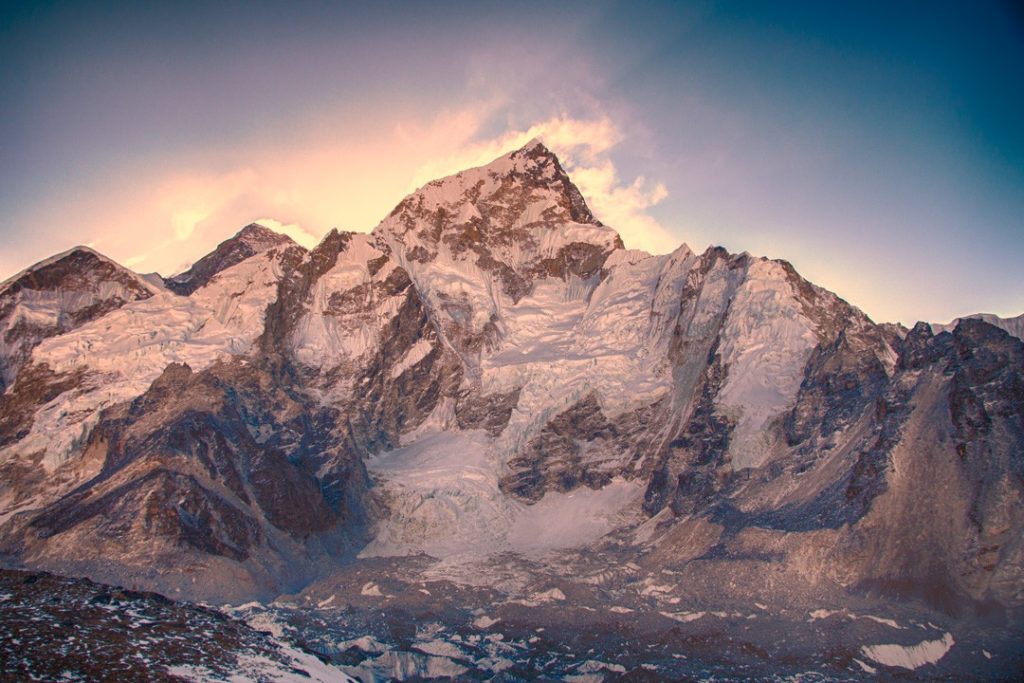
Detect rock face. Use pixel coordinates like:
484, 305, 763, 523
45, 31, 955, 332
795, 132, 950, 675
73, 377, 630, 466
0, 232, 303, 530
0, 140, 1021, 615
3, 359, 368, 601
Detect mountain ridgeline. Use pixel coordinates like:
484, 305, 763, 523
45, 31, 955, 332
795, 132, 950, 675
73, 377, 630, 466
0, 140, 1021, 617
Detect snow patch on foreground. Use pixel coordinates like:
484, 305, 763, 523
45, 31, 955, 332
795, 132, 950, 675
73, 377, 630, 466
861, 632, 955, 670
360, 582, 384, 597
808, 609, 903, 629
168, 649, 357, 683
473, 615, 500, 629
340, 649, 469, 682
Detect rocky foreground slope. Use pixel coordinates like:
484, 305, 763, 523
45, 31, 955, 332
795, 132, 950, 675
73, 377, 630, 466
0, 140, 1022, 677
0, 568, 353, 682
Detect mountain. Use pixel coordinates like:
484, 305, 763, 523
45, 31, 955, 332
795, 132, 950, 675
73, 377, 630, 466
933, 312, 1024, 341
0, 246, 158, 394
165, 222, 297, 295
0, 141, 1021, 676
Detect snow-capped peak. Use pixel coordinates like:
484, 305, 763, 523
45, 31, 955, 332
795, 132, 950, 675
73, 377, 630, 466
520, 136, 545, 151
0, 245, 156, 297
365, 139, 626, 386
375, 139, 611, 245
233, 222, 297, 251
372, 140, 621, 285
0, 245, 160, 392
166, 222, 300, 295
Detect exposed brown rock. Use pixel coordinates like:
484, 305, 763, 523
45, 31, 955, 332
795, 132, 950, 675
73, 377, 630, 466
501, 393, 662, 503
455, 387, 521, 436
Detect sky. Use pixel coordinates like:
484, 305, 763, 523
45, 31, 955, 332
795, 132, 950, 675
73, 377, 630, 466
1, 0, 1022, 326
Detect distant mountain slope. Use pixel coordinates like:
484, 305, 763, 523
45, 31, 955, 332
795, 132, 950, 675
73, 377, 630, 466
933, 312, 1024, 341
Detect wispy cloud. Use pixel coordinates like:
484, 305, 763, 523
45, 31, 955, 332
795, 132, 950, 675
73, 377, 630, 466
123, 252, 151, 268
570, 162, 675, 254
172, 208, 210, 242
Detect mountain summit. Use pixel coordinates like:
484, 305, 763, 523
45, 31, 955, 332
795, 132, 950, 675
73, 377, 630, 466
0, 141, 1021, 676
165, 222, 297, 295
0, 246, 157, 392
374, 140, 620, 305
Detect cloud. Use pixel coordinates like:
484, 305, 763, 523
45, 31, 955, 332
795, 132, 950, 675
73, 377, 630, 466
172, 207, 210, 241
568, 161, 677, 255
123, 252, 150, 268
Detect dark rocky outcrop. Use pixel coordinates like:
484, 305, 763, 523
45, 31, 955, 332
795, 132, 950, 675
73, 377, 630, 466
501, 393, 662, 502
455, 387, 522, 436
0, 569, 345, 681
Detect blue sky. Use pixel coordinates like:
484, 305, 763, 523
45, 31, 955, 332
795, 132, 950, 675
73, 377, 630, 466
2, 0, 1021, 325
